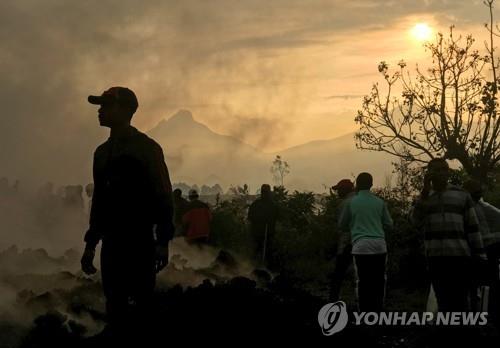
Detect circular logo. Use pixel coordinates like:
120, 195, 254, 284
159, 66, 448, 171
318, 301, 348, 336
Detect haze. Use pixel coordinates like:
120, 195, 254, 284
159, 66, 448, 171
0, 0, 493, 189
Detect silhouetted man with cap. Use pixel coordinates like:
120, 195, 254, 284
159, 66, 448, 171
248, 184, 279, 267
80, 87, 175, 334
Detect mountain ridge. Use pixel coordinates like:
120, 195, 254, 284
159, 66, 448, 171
147, 110, 394, 192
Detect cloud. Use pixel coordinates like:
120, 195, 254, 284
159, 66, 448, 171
0, 0, 494, 187
326, 95, 365, 100
224, 115, 292, 150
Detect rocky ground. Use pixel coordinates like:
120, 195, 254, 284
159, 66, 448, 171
0, 241, 499, 347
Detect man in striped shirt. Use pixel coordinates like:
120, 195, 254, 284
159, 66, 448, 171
412, 158, 485, 311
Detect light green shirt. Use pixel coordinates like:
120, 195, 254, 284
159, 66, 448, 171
339, 190, 393, 245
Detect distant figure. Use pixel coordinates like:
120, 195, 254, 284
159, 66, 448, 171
464, 179, 500, 320
339, 172, 393, 312
80, 87, 175, 333
173, 188, 189, 237
412, 158, 485, 311
329, 179, 355, 302
182, 189, 212, 245
248, 184, 279, 267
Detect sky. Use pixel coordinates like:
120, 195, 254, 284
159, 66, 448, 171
0, 0, 497, 187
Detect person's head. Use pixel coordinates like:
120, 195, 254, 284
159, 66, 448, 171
173, 188, 182, 199
356, 172, 373, 191
464, 179, 483, 202
188, 189, 199, 201
88, 87, 139, 128
427, 158, 450, 191
260, 184, 271, 199
332, 179, 354, 198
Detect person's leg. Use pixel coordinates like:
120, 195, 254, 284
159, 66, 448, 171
330, 244, 352, 302
454, 257, 472, 311
370, 253, 387, 312
129, 243, 156, 336
354, 254, 379, 312
101, 241, 129, 330
252, 226, 265, 266
429, 257, 471, 312
428, 257, 451, 312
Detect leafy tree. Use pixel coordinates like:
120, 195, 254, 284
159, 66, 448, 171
270, 155, 290, 187
356, 0, 500, 184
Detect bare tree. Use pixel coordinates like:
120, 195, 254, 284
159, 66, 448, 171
270, 155, 290, 187
356, 0, 500, 183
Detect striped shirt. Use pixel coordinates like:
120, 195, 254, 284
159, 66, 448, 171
412, 185, 485, 257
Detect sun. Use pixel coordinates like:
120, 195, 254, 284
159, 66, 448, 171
411, 23, 433, 42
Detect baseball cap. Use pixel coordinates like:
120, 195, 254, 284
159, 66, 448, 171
88, 87, 139, 113
332, 179, 354, 191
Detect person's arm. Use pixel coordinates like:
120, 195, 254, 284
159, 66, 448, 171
83, 150, 103, 251
464, 195, 486, 259
81, 150, 102, 275
338, 201, 351, 233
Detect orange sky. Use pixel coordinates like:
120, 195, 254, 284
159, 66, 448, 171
0, 0, 497, 185
69, 2, 491, 152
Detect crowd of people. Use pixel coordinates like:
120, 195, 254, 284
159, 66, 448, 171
0, 178, 92, 243
171, 158, 500, 328
5, 86, 500, 341
327, 158, 500, 329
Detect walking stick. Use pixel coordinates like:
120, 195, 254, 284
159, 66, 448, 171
262, 224, 268, 266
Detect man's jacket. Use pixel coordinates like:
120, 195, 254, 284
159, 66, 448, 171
248, 197, 279, 235
411, 185, 484, 258
84, 126, 174, 248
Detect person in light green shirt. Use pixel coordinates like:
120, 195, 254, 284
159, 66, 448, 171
339, 172, 393, 311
